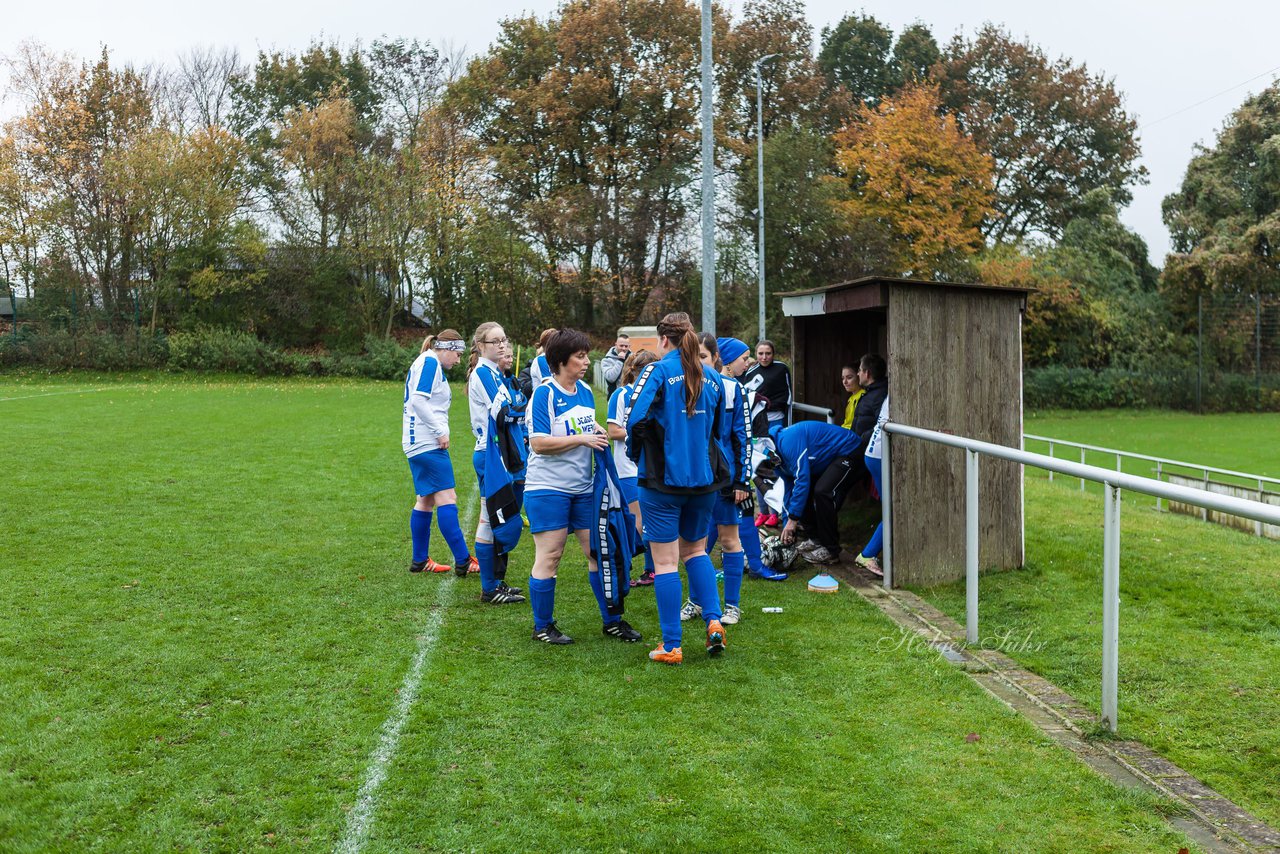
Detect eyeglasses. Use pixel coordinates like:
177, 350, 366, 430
482, 337, 509, 346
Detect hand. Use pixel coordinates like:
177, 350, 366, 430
581, 428, 609, 451
733, 489, 749, 504
781, 518, 798, 545
437, 434, 450, 450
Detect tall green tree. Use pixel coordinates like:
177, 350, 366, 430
818, 13, 893, 110
934, 24, 1145, 242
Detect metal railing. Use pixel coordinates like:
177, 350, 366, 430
1024, 433, 1280, 535
879, 423, 1280, 733
791, 402, 835, 424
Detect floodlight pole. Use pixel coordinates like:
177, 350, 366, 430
754, 53, 778, 345
700, 0, 715, 334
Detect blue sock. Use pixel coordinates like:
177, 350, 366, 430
863, 523, 883, 559
588, 570, 618, 625
685, 553, 722, 622
653, 572, 683, 650
411, 510, 432, 562
722, 550, 745, 608
739, 516, 763, 572
435, 504, 471, 564
529, 576, 556, 630
476, 542, 497, 593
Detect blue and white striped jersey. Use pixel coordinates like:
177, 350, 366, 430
606, 384, 638, 479
525, 379, 598, 494
402, 351, 451, 457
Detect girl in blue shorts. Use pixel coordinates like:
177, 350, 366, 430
403, 329, 477, 576
525, 329, 643, 645
466, 321, 526, 605
606, 350, 659, 586
626, 312, 728, 664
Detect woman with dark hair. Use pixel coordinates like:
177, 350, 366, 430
626, 313, 728, 664
524, 328, 643, 645
403, 329, 478, 576
606, 349, 660, 586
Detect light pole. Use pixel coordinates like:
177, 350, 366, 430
754, 53, 778, 344
700, 0, 716, 333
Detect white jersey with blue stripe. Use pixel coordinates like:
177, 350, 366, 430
468, 357, 509, 452
525, 378, 598, 494
865, 397, 890, 460
402, 351, 451, 457
606, 384, 638, 479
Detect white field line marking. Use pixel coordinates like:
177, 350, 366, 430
337, 496, 478, 854
0, 387, 116, 402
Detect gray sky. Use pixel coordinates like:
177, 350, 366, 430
5, 0, 1279, 264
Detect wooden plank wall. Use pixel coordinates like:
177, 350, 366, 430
888, 286, 1024, 585
797, 309, 887, 417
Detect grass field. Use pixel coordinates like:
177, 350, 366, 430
0, 375, 1195, 852
923, 410, 1280, 829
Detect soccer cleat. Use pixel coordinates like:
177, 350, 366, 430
602, 620, 643, 643
715, 569, 725, 582
409, 559, 428, 573
804, 546, 840, 566
498, 581, 524, 596
754, 512, 769, 528
633, 569, 655, 587
648, 644, 683, 664
762, 513, 780, 528
721, 603, 742, 625
749, 566, 789, 582
706, 619, 726, 656
807, 573, 839, 593
532, 622, 574, 644
411, 558, 452, 574
854, 553, 884, 578
481, 585, 526, 605
466, 556, 481, 574
454, 555, 479, 578
679, 599, 702, 622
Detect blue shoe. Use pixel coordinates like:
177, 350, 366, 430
807, 573, 839, 594
749, 565, 789, 582
715, 569, 725, 582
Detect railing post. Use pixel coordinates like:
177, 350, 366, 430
1048, 441, 1054, 482
1101, 483, 1121, 733
966, 449, 979, 645
881, 430, 892, 590
1156, 461, 1163, 512
1258, 479, 1265, 537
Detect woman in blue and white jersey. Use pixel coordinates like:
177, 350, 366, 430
525, 329, 643, 646
606, 350, 659, 586
854, 396, 890, 578
625, 312, 728, 665
403, 329, 477, 577
465, 321, 526, 605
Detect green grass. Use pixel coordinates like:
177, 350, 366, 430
917, 431, 1280, 829
1, 376, 1195, 851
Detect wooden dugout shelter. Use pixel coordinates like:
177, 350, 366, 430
779, 276, 1031, 587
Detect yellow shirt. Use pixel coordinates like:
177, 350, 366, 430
842, 389, 864, 429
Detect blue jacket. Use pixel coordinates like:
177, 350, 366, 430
773, 421, 860, 518
591, 449, 639, 614
626, 349, 728, 494
716, 375, 751, 488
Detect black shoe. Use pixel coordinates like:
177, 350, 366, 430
481, 585, 526, 605
497, 581, 523, 596
532, 622, 573, 644
602, 619, 643, 643
409, 559, 428, 573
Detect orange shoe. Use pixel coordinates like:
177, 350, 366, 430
466, 556, 480, 574
648, 644, 683, 665
706, 619, 726, 656
425, 558, 452, 574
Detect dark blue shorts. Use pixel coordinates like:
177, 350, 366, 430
638, 488, 716, 543
711, 494, 741, 526
526, 489, 594, 534
408, 448, 455, 496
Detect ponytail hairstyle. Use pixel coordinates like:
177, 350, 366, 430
621, 349, 659, 385
422, 328, 464, 354
537, 327, 557, 352
656, 312, 703, 417
468, 321, 503, 378
697, 332, 722, 371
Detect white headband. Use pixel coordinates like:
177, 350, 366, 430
433, 339, 465, 352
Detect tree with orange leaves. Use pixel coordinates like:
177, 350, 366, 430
833, 82, 995, 279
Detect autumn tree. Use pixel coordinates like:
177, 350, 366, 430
934, 24, 1145, 242
833, 83, 995, 278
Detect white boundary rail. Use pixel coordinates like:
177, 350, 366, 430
879, 423, 1280, 732
791, 402, 835, 423
1024, 433, 1280, 535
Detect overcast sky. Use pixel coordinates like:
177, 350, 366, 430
5, 0, 1280, 265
